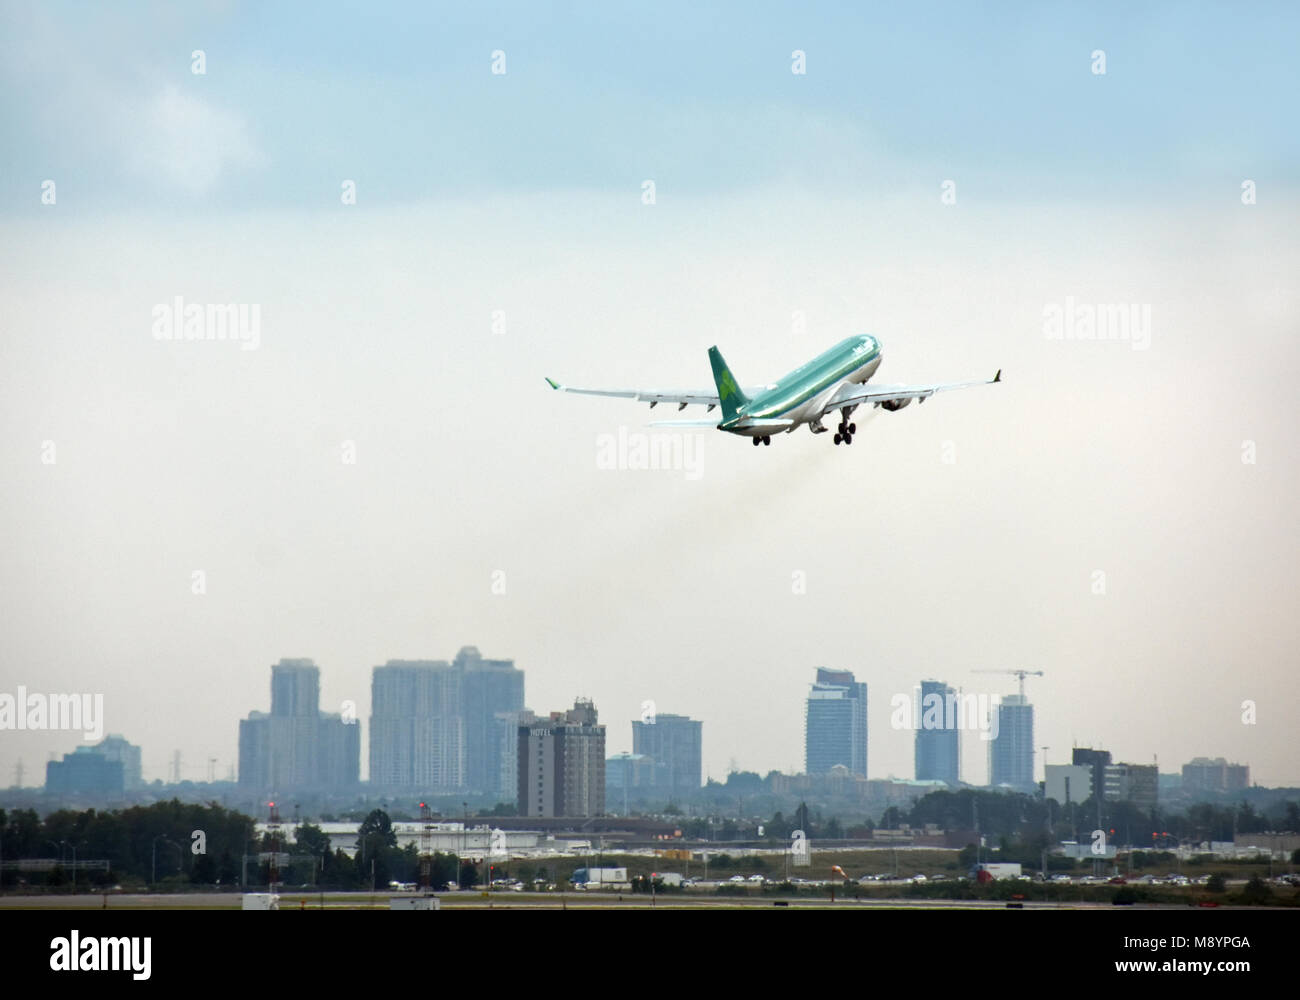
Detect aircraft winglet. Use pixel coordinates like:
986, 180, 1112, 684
545, 377, 560, 390
993, 369, 1002, 383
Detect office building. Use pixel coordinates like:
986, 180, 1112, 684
988, 694, 1034, 792
606, 752, 657, 813
45, 741, 132, 796
1104, 763, 1158, 811
1182, 757, 1250, 795
1071, 747, 1112, 804
93, 734, 142, 789
914, 680, 960, 784
631, 712, 702, 799
805, 668, 868, 776
518, 698, 605, 818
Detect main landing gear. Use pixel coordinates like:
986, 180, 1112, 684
833, 420, 857, 446
751, 435, 772, 446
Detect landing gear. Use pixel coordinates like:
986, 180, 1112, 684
762, 436, 771, 446
753, 435, 771, 446
833, 433, 842, 445
753, 437, 760, 447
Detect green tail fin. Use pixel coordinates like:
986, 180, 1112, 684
708, 346, 749, 422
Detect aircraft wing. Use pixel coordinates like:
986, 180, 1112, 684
821, 369, 1001, 414
545, 377, 766, 412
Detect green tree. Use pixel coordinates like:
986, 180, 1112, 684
295, 822, 332, 859
356, 809, 396, 849
1240, 875, 1272, 905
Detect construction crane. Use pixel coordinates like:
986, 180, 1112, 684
972, 669, 1044, 698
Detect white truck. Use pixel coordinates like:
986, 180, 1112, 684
974, 863, 1023, 881
652, 872, 684, 887
570, 866, 630, 891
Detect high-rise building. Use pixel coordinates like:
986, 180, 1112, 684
456, 646, 525, 796
493, 709, 535, 802
1182, 757, 1250, 795
805, 668, 867, 776
518, 699, 605, 817
318, 712, 361, 792
1105, 763, 1158, 810
1071, 747, 1112, 804
631, 713, 702, 799
988, 694, 1034, 792
270, 660, 319, 719
914, 680, 960, 784
606, 752, 657, 813
239, 659, 360, 793
93, 734, 142, 789
368, 660, 462, 791
367, 649, 526, 796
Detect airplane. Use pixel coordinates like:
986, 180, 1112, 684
545, 335, 1001, 446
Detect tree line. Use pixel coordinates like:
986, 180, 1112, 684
0, 803, 476, 891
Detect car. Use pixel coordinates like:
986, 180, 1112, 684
746, 874, 765, 883
728, 875, 746, 883
907, 874, 927, 883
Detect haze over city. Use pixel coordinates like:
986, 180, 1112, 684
1, 2, 1297, 792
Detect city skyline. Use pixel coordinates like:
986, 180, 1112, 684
2, 5, 1296, 794
6, 655, 1279, 794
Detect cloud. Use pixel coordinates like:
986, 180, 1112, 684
125, 86, 262, 194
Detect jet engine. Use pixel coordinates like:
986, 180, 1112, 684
880, 397, 912, 411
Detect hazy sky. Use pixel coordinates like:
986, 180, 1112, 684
2, 2, 1296, 791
